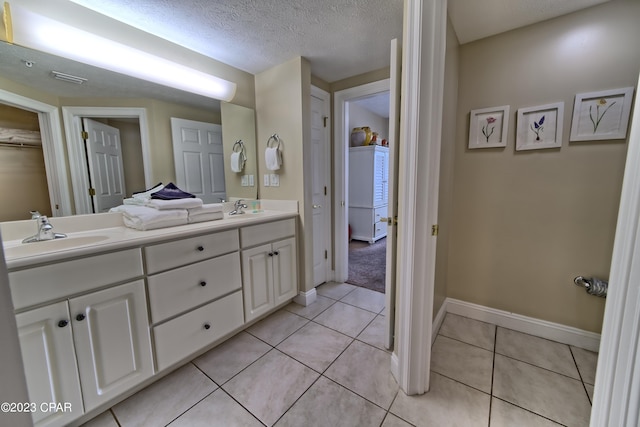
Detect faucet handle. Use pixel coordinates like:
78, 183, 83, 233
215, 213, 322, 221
30, 210, 41, 219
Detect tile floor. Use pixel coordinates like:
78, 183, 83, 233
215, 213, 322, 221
83, 282, 597, 427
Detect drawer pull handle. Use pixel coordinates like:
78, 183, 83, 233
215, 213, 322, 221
197, 245, 204, 252
200, 281, 207, 287
76, 314, 85, 321
203, 323, 211, 330
58, 320, 69, 328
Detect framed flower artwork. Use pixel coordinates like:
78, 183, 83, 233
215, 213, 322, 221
516, 102, 564, 151
468, 105, 510, 149
569, 87, 634, 141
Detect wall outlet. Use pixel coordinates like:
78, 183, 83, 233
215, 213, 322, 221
269, 174, 280, 187
241, 175, 248, 186
264, 174, 270, 187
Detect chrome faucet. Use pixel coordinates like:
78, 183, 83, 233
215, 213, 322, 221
229, 199, 248, 215
22, 212, 67, 243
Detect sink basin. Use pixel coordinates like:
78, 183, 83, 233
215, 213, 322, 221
3, 235, 110, 258
224, 211, 267, 219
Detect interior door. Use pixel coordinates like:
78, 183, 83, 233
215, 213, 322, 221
171, 118, 226, 203
83, 118, 126, 212
311, 87, 331, 286
385, 38, 401, 350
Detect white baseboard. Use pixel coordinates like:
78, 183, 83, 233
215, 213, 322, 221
432, 300, 448, 345
444, 298, 601, 352
293, 288, 317, 307
390, 352, 399, 383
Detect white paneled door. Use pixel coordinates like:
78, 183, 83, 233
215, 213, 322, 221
171, 118, 226, 203
83, 118, 126, 212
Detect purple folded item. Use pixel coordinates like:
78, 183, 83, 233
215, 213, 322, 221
151, 182, 195, 200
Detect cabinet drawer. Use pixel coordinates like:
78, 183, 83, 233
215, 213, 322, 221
148, 252, 242, 323
9, 248, 143, 310
145, 229, 239, 274
240, 219, 295, 248
374, 206, 387, 224
153, 291, 244, 371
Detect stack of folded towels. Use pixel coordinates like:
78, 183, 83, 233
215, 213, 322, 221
110, 183, 224, 231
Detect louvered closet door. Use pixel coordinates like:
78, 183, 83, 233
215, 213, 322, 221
373, 149, 387, 205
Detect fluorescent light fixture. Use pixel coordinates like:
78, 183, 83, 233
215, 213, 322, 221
4, 2, 236, 101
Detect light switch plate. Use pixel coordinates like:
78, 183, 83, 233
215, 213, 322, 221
264, 174, 270, 186
269, 174, 280, 187
241, 175, 248, 186
249, 175, 254, 186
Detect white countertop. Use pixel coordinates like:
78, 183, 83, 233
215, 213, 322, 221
2, 203, 297, 270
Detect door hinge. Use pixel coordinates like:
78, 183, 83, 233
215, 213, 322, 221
323, 116, 328, 128
432, 224, 439, 236
88, 188, 96, 196
324, 250, 328, 259
81, 131, 89, 139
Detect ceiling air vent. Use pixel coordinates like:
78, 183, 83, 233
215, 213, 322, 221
51, 70, 87, 84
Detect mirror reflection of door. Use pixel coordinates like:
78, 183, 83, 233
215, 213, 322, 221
171, 118, 226, 203
82, 118, 126, 213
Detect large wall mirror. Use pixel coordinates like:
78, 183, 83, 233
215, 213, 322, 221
0, 40, 258, 221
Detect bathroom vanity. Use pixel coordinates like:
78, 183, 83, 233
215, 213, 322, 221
1, 203, 298, 427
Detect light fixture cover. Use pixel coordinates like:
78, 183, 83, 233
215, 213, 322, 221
6, 2, 236, 102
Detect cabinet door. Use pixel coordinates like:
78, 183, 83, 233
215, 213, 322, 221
69, 280, 153, 412
272, 237, 298, 305
16, 301, 83, 427
241, 243, 274, 322
373, 149, 387, 205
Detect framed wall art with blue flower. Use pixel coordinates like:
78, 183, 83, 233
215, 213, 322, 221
569, 87, 634, 142
468, 105, 510, 149
516, 102, 564, 151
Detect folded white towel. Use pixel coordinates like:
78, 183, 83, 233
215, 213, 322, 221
132, 183, 164, 200
265, 146, 281, 171
188, 203, 224, 216
187, 211, 224, 224
110, 205, 188, 231
146, 198, 203, 210
230, 152, 244, 173
123, 197, 147, 206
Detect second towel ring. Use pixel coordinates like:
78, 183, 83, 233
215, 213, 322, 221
232, 139, 245, 153
267, 133, 281, 149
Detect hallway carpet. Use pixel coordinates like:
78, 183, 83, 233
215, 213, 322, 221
346, 238, 386, 293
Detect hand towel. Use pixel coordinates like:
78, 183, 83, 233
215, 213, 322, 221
265, 146, 281, 171
187, 203, 224, 216
187, 211, 224, 224
110, 205, 188, 231
150, 182, 195, 200
230, 152, 244, 173
123, 197, 148, 206
146, 198, 204, 210
132, 182, 164, 199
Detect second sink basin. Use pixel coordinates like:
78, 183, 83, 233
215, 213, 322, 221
4, 235, 110, 258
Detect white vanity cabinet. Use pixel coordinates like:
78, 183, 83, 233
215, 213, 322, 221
240, 219, 297, 322
15, 302, 83, 427
145, 229, 245, 371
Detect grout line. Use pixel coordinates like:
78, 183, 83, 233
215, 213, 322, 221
569, 346, 594, 405
488, 324, 497, 427
491, 397, 567, 426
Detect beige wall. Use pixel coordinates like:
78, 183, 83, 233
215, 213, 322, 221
446, 0, 640, 332
220, 102, 258, 200
255, 57, 313, 292
433, 17, 460, 319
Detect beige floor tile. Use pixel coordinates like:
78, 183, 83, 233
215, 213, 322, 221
274, 376, 386, 427
381, 413, 414, 427
357, 314, 388, 351
81, 410, 118, 427
490, 398, 562, 426
112, 363, 216, 427
390, 372, 490, 427
324, 340, 399, 409
277, 322, 353, 372
169, 389, 262, 427
571, 346, 598, 385
193, 331, 271, 384
314, 301, 377, 337
223, 349, 319, 426
585, 384, 595, 403
496, 328, 579, 379
316, 282, 357, 300
493, 354, 591, 426
340, 286, 386, 313
438, 313, 496, 351
431, 335, 493, 393
283, 295, 336, 319
246, 309, 309, 346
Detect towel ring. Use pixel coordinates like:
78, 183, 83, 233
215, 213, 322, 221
232, 140, 244, 153
267, 133, 281, 149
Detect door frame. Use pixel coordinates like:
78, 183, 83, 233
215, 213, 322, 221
0, 89, 71, 217
334, 78, 390, 282
62, 107, 152, 214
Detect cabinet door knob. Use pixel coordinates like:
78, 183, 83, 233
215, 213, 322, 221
197, 245, 204, 252
200, 281, 207, 287
76, 314, 85, 321
203, 323, 211, 330
268, 252, 273, 257
58, 320, 69, 328
273, 251, 279, 256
